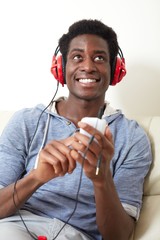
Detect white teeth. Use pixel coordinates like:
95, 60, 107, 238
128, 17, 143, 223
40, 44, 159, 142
79, 79, 96, 83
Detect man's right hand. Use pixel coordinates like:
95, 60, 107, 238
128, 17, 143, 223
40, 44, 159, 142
34, 137, 76, 184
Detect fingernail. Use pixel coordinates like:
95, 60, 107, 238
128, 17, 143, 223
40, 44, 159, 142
78, 121, 87, 128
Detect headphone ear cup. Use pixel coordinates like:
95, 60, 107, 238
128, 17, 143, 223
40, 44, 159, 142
51, 55, 65, 86
111, 57, 126, 86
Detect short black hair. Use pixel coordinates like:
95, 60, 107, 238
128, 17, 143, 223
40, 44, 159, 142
58, 19, 119, 78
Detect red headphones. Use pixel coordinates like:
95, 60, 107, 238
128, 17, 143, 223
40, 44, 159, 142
51, 47, 126, 86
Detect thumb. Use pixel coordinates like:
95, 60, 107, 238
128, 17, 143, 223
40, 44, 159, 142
105, 126, 113, 142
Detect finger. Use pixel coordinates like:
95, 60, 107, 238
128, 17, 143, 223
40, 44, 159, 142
65, 149, 76, 173
41, 146, 68, 174
70, 149, 90, 166
71, 139, 86, 152
52, 141, 77, 174
73, 132, 102, 156
61, 135, 75, 146
70, 149, 97, 177
78, 121, 106, 137
70, 144, 98, 168
105, 126, 113, 143
78, 122, 104, 147
44, 141, 73, 173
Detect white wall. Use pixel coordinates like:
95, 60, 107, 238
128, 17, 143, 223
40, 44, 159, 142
0, 0, 160, 116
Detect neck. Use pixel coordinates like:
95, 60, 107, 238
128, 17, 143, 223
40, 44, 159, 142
57, 96, 106, 126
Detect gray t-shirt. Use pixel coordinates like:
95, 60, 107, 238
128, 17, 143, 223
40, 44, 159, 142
0, 101, 152, 239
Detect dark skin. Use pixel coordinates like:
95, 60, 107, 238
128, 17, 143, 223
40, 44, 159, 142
0, 34, 134, 239
58, 34, 111, 125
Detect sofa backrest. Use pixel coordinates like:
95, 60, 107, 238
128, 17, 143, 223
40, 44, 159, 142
127, 116, 160, 240
128, 116, 160, 196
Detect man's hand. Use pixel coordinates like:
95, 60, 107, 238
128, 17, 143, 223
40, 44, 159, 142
70, 121, 114, 183
34, 136, 76, 184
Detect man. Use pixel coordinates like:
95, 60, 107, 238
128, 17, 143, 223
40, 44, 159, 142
0, 19, 152, 240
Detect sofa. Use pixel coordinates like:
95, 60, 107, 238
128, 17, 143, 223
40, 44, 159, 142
0, 111, 160, 239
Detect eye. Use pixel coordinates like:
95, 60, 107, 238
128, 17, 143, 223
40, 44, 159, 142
73, 55, 82, 61
94, 55, 105, 62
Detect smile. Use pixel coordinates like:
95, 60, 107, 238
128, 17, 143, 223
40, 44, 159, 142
78, 79, 97, 83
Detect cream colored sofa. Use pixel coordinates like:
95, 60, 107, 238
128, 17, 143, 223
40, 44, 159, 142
0, 111, 160, 239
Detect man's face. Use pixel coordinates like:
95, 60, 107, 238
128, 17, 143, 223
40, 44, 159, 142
65, 34, 111, 101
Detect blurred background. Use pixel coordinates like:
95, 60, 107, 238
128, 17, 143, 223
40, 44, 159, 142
0, 0, 160, 116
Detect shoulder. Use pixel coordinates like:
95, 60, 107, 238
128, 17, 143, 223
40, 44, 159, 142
105, 109, 152, 161
8, 104, 48, 125
104, 108, 148, 142
0, 104, 50, 139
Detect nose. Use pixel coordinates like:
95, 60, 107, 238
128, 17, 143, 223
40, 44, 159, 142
80, 57, 96, 72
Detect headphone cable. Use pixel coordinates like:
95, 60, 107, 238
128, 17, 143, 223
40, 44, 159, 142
52, 134, 95, 240
12, 81, 60, 240
12, 133, 93, 240
28, 81, 59, 151
12, 91, 104, 240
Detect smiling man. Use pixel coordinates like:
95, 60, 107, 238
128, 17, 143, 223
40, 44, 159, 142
0, 19, 152, 240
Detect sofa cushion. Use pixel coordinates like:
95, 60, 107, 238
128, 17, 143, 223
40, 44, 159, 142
129, 116, 160, 196
144, 117, 160, 195
133, 195, 160, 239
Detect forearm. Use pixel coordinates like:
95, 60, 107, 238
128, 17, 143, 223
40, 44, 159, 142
0, 170, 42, 219
94, 171, 135, 240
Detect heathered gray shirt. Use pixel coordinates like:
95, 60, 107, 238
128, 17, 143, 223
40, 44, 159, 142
0, 99, 152, 239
